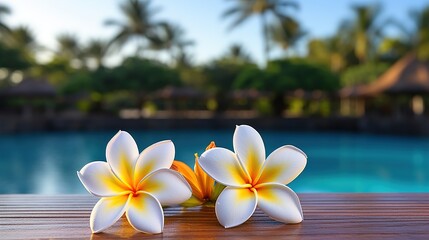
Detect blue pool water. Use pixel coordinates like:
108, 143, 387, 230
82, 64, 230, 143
0, 130, 428, 194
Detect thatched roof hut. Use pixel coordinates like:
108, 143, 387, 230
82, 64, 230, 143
340, 54, 429, 98
0, 78, 56, 119
0, 78, 56, 98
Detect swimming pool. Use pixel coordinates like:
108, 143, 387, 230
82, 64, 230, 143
1, 129, 428, 193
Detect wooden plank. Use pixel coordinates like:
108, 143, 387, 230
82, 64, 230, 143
0, 194, 428, 239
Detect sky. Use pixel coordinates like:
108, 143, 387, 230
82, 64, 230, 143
3, 0, 429, 66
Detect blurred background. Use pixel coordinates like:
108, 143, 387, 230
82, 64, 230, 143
0, 0, 429, 194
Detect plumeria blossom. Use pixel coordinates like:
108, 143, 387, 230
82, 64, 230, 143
171, 142, 225, 206
199, 125, 307, 228
77, 131, 191, 234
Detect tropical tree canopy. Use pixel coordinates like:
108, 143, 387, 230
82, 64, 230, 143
148, 22, 194, 66
223, 0, 298, 63
0, 4, 11, 35
409, 6, 429, 59
269, 17, 306, 55
56, 34, 81, 59
348, 4, 384, 63
83, 39, 109, 69
221, 44, 253, 64
105, 0, 162, 55
341, 62, 389, 87
8, 26, 38, 62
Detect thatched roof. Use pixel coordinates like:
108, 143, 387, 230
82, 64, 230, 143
0, 78, 56, 98
340, 54, 429, 97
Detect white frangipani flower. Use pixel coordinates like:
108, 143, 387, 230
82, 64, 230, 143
199, 125, 307, 228
77, 131, 191, 234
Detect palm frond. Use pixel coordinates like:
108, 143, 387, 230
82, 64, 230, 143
104, 19, 125, 27
0, 5, 11, 14
227, 12, 251, 30
222, 6, 242, 18
106, 28, 132, 53
276, 0, 299, 10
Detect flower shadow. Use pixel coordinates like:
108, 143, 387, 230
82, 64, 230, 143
90, 216, 163, 239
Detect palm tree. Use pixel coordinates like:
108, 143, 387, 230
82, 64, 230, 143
222, 0, 298, 64
175, 50, 194, 68
83, 39, 108, 69
379, 5, 429, 60
105, 0, 161, 56
223, 43, 252, 64
408, 6, 429, 59
56, 34, 83, 68
410, 6, 429, 43
307, 23, 356, 72
0, 4, 11, 36
57, 34, 80, 57
349, 4, 384, 63
148, 22, 194, 65
8, 26, 38, 62
269, 17, 306, 56
377, 37, 410, 61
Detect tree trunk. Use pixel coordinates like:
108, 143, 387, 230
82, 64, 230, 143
261, 13, 270, 65
170, 48, 176, 67
136, 37, 145, 57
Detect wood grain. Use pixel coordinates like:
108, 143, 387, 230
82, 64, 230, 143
0, 194, 428, 239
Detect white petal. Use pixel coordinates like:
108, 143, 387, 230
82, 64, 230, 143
77, 161, 128, 197
133, 140, 175, 186
215, 187, 257, 228
138, 169, 191, 206
256, 145, 307, 185
106, 131, 139, 185
199, 148, 249, 187
256, 183, 303, 224
126, 192, 164, 234
90, 194, 131, 233
233, 125, 266, 180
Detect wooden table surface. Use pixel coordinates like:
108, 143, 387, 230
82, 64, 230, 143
0, 194, 428, 239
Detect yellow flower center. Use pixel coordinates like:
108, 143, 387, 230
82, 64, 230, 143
127, 182, 141, 197
132, 191, 139, 197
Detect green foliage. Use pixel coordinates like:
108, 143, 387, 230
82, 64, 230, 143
417, 42, 429, 60
177, 67, 207, 89
59, 71, 93, 95
221, 44, 253, 64
351, 4, 383, 63
287, 98, 304, 116
378, 38, 410, 60
254, 97, 273, 116
0, 42, 29, 70
233, 65, 267, 90
226, 58, 341, 94
318, 99, 331, 116
269, 17, 306, 53
265, 59, 340, 92
103, 91, 138, 113
105, 0, 163, 54
411, 6, 429, 60
32, 57, 74, 86
341, 62, 389, 87
222, 0, 299, 63
203, 60, 256, 92
105, 57, 181, 92
307, 39, 331, 65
